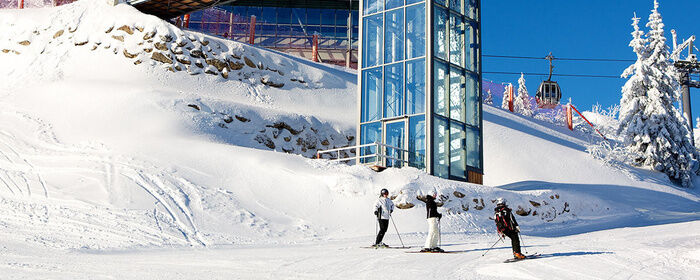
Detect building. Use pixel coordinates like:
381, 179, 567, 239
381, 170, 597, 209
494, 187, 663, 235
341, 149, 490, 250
358, 0, 483, 184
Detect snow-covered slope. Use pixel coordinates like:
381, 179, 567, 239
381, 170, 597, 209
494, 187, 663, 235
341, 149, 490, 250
0, 0, 698, 269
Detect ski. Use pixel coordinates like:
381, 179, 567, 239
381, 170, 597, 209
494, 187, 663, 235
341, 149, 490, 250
504, 253, 540, 263
362, 246, 412, 249
406, 251, 462, 254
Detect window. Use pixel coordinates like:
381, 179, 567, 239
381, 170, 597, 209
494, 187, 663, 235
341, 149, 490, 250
277, 8, 291, 24
466, 0, 478, 20
406, 3, 426, 59
434, 60, 449, 117
466, 126, 481, 169
384, 9, 404, 64
406, 59, 425, 114
450, 121, 466, 179
409, 115, 426, 169
362, 14, 383, 67
364, 0, 383, 15
449, 14, 464, 67
307, 9, 321, 25
384, 63, 403, 118
433, 6, 448, 61
465, 73, 479, 126
464, 21, 476, 71
450, 0, 462, 14
321, 9, 335, 25
450, 67, 465, 122
361, 67, 382, 122
361, 122, 382, 163
386, 0, 403, 10
433, 116, 449, 178
261, 7, 276, 23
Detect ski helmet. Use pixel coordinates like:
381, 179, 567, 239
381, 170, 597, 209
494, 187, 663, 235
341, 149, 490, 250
380, 188, 389, 196
496, 197, 507, 206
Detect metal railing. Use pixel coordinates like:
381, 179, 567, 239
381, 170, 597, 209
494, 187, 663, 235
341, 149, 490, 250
316, 142, 424, 168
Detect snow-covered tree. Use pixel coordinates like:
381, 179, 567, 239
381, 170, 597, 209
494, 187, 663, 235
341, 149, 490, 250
618, 1, 698, 187
501, 84, 511, 110
484, 89, 493, 105
513, 73, 533, 117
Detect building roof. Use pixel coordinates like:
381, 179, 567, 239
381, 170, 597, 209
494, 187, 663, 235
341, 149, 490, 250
129, 0, 358, 19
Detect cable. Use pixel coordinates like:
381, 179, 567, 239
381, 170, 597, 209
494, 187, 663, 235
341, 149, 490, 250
484, 71, 623, 79
483, 54, 635, 62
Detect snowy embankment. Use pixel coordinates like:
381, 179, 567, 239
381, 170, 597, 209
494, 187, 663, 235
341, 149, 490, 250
0, 0, 698, 261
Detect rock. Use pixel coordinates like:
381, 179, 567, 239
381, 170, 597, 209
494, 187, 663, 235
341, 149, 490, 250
195, 61, 204, 68
53, 30, 64, 39
255, 134, 276, 149
235, 115, 250, 122
112, 35, 124, 42
243, 56, 256, 68
143, 48, 153, 53
559, 202, 570, 214
555, 194, 560, 199
549, 195, 555, 199
321, 139, 330, 146
515, 206, 531, 216
143, 31, 155, 40
223, 115, 233, 123
154, 42, 168, 51
187, 104, 200, 110
167, 67, 175, 72
68, 26, 78, 33
176, 56, 191, 65
473, 198, 484, 210
283, 136, 291, 142
396, 203, 415, 209
461, 203, 469, 211
136, 26, 144, 32
11, 50, 20, 55
529, 200, 541, 207
123, 49, 138, 58
231, 53, 242, 59
171, 48, 184, 55
346, 135, 355, 142
105, 26, 113, 33
205, 69, 218, 75
261, 77, 284, 88
218, 123, 228, 129
1, 49, 10, 53
206, 59, 228, 72
160, 35, 173, 42
177, 41, 188, 47
117, 25, 133, 35
175, 66, 182, 71
134, 60, 142, 65
151, 52, 172, 64
201, 40, 210, 46
74, 40, 88, 46
453, 191, 465, 198
228, 61, 244, 70
266, 122, 301, 135
190, 49, 204, 58
221, 70, 228, 79
257, 62, 264, 69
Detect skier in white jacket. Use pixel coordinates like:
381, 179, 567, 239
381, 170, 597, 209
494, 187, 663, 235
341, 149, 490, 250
373, 188, 394, 247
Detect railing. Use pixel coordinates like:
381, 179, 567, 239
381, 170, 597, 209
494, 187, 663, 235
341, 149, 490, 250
316, 142, 424, 168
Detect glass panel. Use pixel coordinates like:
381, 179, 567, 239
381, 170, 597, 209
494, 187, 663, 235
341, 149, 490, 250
307, 9, 321, 25
433, 60, 449, 117
384, 63, 403, 118
450, 121, 466, 179
249, 7, 262, 19
362, 67, 383, 122
362, 14, 383, 67
385, 121, 405, 168
433, 116, 449, 178
406, 3, 425, 59
261, 7, 276, 23
386, 0, 403, 10
466, 126, 481, 169
321, 9, 335, 25
261, 24, 276, 36
277, 8, 291, 24
464, 21, 476, 71
409, 115, 426, 169
434, 0, 447, 6
292, 8, 306, 25
449, 14, 464, 67
433, 6, 448, 61
277, 25, 291, 37
336, 11, 350, 26
361, 122, 382, 164
406, 59, 426, 114
450, 67, 465, 122
364, 0, 383, 15
466, 0, 477, 20
384, 9, 404, 64
406, 0, 423, 4
450, 0, 462, 14
465, 73, 479, 126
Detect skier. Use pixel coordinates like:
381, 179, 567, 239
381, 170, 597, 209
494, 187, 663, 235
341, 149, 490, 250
493, 198, 525, 259
421, 191, 443, 252
373, 188, 394, 247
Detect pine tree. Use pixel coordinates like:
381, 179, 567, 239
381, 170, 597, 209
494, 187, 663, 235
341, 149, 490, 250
619, 1, 697, 187
484, 89, 493, 105
501, 84, 511, 110
513, 73, 533, 117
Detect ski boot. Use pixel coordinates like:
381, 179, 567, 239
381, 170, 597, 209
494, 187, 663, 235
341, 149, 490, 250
513, 252, 526, 259
431, 247, 445, 253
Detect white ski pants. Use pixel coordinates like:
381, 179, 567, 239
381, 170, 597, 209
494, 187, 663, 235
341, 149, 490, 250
424, 217, 440, 249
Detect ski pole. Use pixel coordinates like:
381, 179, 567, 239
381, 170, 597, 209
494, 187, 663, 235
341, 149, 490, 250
390, 216, 405, 248
518, 232, 528, 255
438, 219, 442, 248
481, 236, 504, 257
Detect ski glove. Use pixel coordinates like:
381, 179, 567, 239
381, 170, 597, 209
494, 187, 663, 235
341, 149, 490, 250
374, 210, 379, 216
516, 226, 520, 233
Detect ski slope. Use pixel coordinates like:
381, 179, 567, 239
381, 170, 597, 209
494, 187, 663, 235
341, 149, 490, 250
0, 1, 699, 279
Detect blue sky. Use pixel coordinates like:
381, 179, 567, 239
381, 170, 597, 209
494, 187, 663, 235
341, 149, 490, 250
482, 0, 700, 118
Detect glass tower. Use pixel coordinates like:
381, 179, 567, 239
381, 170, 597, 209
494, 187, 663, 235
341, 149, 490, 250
358, 0, 482, 184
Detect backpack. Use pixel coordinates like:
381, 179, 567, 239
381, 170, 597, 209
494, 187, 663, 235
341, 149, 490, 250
494, 207, 513, 232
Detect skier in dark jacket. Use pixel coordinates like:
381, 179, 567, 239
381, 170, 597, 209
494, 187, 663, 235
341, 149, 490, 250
421, 191, 443, 252
494, 198, 525, 259
373, 188, 394, 247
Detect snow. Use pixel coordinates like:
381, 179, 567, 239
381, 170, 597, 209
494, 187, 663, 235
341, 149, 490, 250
0, 1, 699, 279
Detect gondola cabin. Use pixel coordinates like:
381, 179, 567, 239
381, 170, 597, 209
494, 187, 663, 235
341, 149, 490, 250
535, 80, 562, 109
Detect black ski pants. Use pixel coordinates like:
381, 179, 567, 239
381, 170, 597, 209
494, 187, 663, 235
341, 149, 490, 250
375, 219, 389, 244
504, 230, 521, 254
